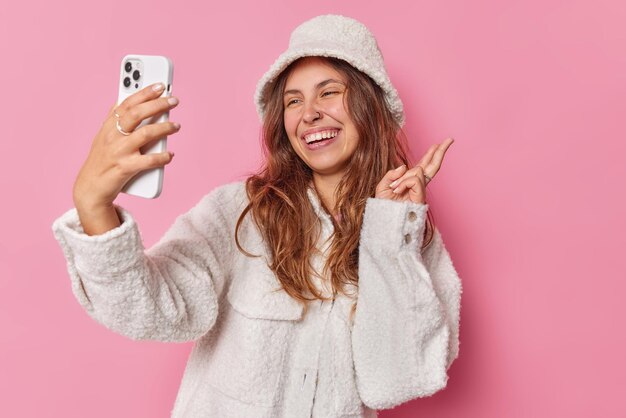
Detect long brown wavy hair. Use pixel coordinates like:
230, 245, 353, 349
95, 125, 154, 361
235, 57, 434, 317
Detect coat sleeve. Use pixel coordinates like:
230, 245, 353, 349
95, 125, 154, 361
51, 185, 241, 343
351, 197, 462, 409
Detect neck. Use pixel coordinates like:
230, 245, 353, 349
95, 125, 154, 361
312, 171, 344, 215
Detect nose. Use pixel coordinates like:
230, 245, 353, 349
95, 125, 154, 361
302, 101, 322, 124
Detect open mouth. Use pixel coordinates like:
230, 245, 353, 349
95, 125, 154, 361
303, 129, 340, 144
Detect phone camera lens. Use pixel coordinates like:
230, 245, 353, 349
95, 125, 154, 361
124, 62, 132, 72
132, 70, 141, 81
123, 77, 131, 87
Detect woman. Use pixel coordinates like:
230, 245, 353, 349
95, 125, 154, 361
53, 14, 461, 418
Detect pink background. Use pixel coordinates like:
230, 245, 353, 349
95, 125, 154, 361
1, 0, 625, 416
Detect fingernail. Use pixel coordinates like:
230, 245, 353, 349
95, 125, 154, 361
168, 97, 179, 106
396, 164, 406, 170
153, 83, 164, 91
392, 187, 401, 194
173, 122, 181, 130
389, 180, 399, 188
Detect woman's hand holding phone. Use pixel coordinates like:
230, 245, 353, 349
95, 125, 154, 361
72, 83, 181, 236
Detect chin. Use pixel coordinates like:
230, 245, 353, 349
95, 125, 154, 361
307, 161, 350, 177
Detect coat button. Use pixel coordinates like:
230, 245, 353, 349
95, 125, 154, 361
404, 234, 412, 244
408, 211, 417, 221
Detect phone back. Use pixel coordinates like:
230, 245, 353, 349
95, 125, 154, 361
117, 54, 174, 199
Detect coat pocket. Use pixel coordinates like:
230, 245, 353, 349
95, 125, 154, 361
204, 263, 304, 407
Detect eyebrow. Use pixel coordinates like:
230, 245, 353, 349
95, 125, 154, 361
283, 79, 345, 96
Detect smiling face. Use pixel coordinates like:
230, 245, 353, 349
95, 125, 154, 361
282, 57, 360, 181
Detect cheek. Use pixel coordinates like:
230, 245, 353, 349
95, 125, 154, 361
287, 134, 300, 152
324, 102, 358, 145
324, 103, 347, 119
283, 112, 298, 136
284, 125, 304, 156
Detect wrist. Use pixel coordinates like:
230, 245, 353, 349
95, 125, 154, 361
74, 198, 114, 215
73, 185, 113, 213
74, 200, 121, 236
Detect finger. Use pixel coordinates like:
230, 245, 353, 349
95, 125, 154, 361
376, 165, 407, 191
115, 82, 167, 115
423, 137, 454, 175
126, 121, 181, 151
389, 163, 425, 188
392, 175, 425, 197
102, 103, 120, 129
118, 96, 179, 133
417, 143, 439, 169
392, 166, 425, 194
126, 151, 175, 174
397, 138, 454, 185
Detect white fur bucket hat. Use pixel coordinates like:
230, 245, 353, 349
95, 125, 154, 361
254, 14, 405, 126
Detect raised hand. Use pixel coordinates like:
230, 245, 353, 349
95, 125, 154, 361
375, 138, 454, 204
72, 83, 181, 235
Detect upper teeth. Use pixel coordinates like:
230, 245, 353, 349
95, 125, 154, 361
304, 130, 339, 143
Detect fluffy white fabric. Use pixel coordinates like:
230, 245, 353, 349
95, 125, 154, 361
52, 181, 462, 417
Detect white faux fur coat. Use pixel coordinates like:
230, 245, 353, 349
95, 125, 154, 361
52, 181, 462, 418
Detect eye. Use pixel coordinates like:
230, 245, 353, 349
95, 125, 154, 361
321, 91, 339, 97
286, 98, 300, 107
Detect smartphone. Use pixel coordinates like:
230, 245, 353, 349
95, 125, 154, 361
117, 54, 174, 199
